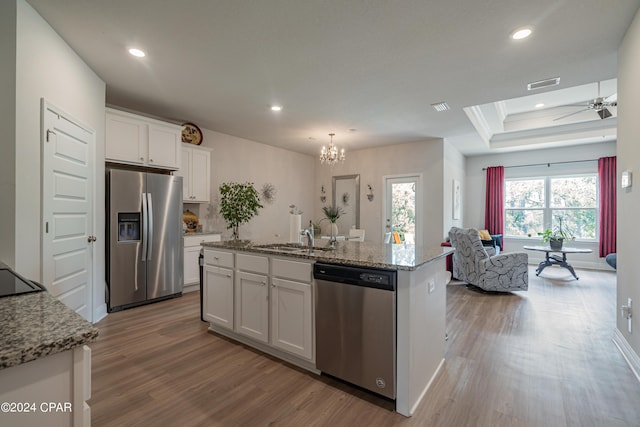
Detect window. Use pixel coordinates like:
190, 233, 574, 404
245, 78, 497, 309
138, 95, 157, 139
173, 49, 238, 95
505, 174, 598, 240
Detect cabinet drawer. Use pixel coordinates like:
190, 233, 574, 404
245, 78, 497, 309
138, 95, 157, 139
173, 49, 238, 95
236, 253, 269, 274
272, 259, 312, 283
204, 250, 234, 268
184, 234, 221, 247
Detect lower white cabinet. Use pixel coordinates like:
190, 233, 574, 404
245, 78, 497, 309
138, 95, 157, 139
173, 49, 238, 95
235, 271, 269, 343
184, 234, 221, 287
203, 249, 315, 366
271, 277, 313, 359
203, 265, 234, 329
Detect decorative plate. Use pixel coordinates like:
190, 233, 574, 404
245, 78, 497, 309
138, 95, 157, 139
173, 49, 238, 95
181, 122, 203, 145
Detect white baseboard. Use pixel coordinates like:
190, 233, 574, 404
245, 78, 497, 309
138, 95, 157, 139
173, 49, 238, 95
183, 283, 199, 293
613, 328, 640, 384
93, 303, 107, 323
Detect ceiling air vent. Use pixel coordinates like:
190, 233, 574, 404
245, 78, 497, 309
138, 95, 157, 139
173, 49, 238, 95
527, 77, 560, 91
431, 102, 450, 112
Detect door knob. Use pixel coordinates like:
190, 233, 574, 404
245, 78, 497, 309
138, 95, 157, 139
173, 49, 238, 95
87, 235, 97, 242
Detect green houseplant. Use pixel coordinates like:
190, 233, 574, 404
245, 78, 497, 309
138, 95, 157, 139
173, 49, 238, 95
537, 217, 574, 250
219, 182, 263, 240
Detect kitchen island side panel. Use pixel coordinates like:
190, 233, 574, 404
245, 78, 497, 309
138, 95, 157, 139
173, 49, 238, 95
396, 258, 447, 416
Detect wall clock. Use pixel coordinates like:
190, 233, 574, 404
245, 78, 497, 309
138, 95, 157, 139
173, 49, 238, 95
181, 122, 203, 145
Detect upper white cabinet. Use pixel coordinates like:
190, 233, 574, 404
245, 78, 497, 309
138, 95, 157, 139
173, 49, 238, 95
176, 145, 211, 203
105, 108, 181, 170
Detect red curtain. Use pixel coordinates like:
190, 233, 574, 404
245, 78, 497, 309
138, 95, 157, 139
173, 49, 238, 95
598, 156, 616, 257
484, 166, 505, 238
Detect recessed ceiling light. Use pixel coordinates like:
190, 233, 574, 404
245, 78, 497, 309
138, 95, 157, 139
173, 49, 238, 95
535, 103, 545, 108
128, 48, 146, 58
271, 105, 282, 112
511, 27, 532, 40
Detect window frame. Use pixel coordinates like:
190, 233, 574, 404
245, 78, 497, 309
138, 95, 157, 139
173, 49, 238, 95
504, 173, 599, 241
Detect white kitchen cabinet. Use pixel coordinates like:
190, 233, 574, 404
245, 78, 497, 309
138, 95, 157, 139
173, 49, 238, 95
271, 277, 313, 360
183, 234, 221, 289
203, 265, 234, 329
176, 145, 211, 202
271, 258, 313, 360
235, 271, 269, 343
106, 108, 181, 170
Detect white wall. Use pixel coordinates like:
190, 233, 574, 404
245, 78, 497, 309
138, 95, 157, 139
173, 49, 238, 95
617, 8, 640, 361
443, 142, 466, 238
191, 129, 316, 241
0, 1, 17, 268
313, 139, 445, 247
15, 0, 106, 320
464, 141, 616, 269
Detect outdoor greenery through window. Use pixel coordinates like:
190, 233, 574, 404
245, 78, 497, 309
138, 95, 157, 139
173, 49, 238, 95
505, 174, 598, 240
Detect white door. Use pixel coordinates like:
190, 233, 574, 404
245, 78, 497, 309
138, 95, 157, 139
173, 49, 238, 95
383, 174, 423, 247
41, 101, 95, 321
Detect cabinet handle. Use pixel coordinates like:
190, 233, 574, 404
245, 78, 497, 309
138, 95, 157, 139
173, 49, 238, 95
214, 256, 219, 260
261, 281, 266, 286
140, 157, 144, 161
271, 283, 276, 288
226, 274, 232, 278
149, 158, 154, 163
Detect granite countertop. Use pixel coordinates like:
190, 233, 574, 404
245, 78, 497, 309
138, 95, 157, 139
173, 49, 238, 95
0, 291, 99, 370
202, 239, 454, 271
183, 230, 222, 236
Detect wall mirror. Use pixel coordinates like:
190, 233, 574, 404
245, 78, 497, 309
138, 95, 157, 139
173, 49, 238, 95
332, 174, 360, 235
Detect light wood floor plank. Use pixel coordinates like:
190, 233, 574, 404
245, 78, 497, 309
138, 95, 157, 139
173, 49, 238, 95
89, 267, 640, 426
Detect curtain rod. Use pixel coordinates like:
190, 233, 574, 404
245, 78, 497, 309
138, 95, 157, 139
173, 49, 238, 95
482, 159, 598, 171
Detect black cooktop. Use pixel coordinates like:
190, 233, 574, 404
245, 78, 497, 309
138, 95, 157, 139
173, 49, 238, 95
0, 268, 44, 298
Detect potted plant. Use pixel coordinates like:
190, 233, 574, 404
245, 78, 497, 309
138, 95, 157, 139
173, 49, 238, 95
219, 182, 263, 240
321, 205, 345, 245
537, 217, 574, 250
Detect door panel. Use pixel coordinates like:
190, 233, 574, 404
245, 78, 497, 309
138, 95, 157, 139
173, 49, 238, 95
384, 175, 422, 246
42, 101, 95, 321
146, 173, 183, 299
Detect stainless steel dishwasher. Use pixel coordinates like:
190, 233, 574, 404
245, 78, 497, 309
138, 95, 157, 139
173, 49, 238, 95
314, 262, 396, 399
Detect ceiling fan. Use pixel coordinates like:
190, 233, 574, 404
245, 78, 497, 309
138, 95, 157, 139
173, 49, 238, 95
553, 81, 617, 121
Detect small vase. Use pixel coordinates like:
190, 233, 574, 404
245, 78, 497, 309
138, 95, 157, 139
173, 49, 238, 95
331, 222, 339, 237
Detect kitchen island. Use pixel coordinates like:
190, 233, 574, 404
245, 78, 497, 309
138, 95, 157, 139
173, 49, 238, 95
201, 239, 453, 417
0, 263, 98, 427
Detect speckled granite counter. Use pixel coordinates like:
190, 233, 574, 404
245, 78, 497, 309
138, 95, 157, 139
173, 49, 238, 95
0, 291, 98, 370
202, 239, 453, 270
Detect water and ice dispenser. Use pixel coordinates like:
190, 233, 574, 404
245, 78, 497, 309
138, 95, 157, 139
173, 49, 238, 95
117, 212, 141, 242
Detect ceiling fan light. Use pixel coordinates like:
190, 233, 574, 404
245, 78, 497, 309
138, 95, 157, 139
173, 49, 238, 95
598, 108, 612, 119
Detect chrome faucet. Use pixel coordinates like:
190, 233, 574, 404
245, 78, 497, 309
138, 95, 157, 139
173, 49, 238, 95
300, 220, 314, 249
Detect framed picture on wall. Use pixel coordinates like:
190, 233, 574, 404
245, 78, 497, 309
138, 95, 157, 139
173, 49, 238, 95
453, 179, 461, 220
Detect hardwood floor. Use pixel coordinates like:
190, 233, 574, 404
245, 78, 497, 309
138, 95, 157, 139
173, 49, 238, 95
89, 267, 640, 426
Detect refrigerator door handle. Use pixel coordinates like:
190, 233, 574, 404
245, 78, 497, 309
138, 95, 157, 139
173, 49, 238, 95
141, 192, 148, 262
147, 193, 154, 261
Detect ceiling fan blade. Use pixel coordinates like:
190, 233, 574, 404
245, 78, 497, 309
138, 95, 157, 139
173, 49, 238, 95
553, 108, 589, 121
597, 108, 612, 119
605, 93, 617, 103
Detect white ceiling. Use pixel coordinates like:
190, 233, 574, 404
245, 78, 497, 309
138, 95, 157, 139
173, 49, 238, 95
25, 0, 640, 156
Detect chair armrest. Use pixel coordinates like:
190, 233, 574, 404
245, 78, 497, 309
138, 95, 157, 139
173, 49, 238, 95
482, 252, 527, 272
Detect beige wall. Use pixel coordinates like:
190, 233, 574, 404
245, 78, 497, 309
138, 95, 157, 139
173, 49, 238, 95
14, 0, 106, 320
313, 138, 445, 247
0, 1, 17, 268
443, 142, 466, 238
617, 8, 640, 358
191, 129, 316, 241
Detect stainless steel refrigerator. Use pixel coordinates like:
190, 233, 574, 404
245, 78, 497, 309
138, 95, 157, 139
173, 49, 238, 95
107, 169, 183, 312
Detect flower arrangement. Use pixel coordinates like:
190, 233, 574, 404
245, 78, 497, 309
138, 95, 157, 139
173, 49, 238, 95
321, 205, 345, 223
537, 217, 575, 249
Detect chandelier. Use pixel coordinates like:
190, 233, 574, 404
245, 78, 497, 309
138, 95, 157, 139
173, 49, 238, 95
319, 133, 345, 165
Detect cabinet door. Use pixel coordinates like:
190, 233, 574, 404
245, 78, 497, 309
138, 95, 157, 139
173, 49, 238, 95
203, 266, 234, 329
184, 245, 200, 285
148, 123, 181, 169
175, 146, 191, 201
235, 271, 269, 343
105, 112, 145, 165
190, 148, 211, 202
271, 278, 313, 360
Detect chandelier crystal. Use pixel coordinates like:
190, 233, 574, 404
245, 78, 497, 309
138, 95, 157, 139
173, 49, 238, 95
319, 133, 345, 165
